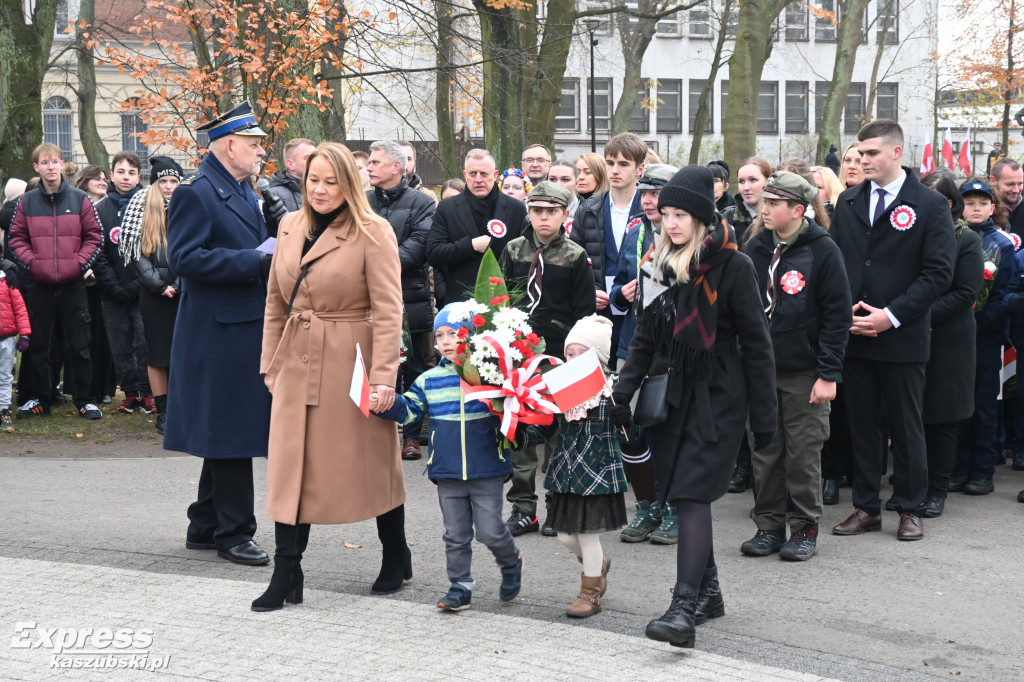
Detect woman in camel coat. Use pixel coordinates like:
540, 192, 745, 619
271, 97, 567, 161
252, 142, 407, 612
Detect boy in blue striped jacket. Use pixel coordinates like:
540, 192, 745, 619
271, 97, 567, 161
371, 303, 523, 612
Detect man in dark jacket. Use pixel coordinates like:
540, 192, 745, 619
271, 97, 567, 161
9, 142, 103, 419
165, 101, 273, 567
93, 150, 151, 414
569, 132, 647, 360
825, 145, 841, 176
427, 149, 526, 305
267, 137, 315, 213
830, 119, 955, 542
367, 139, 436, 460
743, 172, 851, 561
990, 157, 1024, 237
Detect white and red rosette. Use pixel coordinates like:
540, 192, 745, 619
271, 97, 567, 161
780, 270, 806, 295
462, 333, 561, 440
1010, 233, 1023, 252
486, 219, 508, 239
563, 218, 573, 236
626, 217, 643, 232
109, 226, 122, 244
890, 205, 916, 231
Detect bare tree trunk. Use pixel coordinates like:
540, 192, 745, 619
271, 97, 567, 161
74, 0, 108, 166
865, 0, 894, 117
521, 0, 578, 151
611, 3, 658, 134
433, 0, 459, 176
815, 0, 870, 164
475, 0, 525, 166
1003, 0, 1017, 150
689, 0, 732, 163
0, 0, 59, 181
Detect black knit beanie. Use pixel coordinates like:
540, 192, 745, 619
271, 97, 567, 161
657, 165, 717, 228
149, 156, 183, 185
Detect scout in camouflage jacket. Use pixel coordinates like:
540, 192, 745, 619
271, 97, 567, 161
498, 224, 596, 359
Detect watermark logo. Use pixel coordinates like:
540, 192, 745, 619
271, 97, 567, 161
11, 622, 171, 671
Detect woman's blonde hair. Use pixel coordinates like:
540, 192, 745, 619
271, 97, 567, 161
140, 185, 171, 257
812, 165, 844, 206
575, 153, 609, 195
651, 213, 708, 286
298, 142, 380, 242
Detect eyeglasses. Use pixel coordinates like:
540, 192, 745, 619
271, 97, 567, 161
522, 157, 550, 165
37, 159, 63, 167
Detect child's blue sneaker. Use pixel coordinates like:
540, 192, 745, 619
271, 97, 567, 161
499, 554, 523, 602
437, 584, 472, 611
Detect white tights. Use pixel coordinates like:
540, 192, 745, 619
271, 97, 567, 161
557, 532, 603, 577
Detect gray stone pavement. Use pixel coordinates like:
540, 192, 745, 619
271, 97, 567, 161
1, 447, 1022, 681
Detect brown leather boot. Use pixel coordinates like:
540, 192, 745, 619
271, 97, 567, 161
401, 438, 422, 460
596, 555, 611, 597
566, 575, 602, 618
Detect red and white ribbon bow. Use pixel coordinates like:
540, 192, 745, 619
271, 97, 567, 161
462, 333, 562, 439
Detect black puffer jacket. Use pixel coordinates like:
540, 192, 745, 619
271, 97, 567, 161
569, 190, 644, 291
367, 180, 436, 331
268, 171, 302, 213
137, 242, 179, 295
93, 186, 143, 303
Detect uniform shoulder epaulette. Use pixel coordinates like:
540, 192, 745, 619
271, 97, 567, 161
179, 171, 204, 187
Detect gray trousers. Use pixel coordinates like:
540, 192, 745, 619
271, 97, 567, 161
437, 477, 520, 587
752, 370, 830, 531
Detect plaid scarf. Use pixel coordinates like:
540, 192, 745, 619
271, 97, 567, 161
638, 217, 737, 380
117, 186, 151, 266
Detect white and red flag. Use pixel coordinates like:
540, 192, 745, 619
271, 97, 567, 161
941, 128, 955, 170
958, 128, 972, 175
543, 347, 608, 413
350, 343, 370, 417
920, 141, 934, 176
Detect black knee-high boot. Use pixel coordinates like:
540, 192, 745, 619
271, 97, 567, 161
371, 504, 412, 595
251, 522, 308, 611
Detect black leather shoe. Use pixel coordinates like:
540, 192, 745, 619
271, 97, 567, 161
1018, 490, 1024, 503
185, 539, 216, 550
917, 495, 945, 518
728, 464, 752, 493
837, 475, 851, 488
884, 497, 898, 511
947, 473, 969, 493
1013, 452, 1024, 471
963, 477, 994, 495
218, 540, 270, 566
822, 479, 839, 506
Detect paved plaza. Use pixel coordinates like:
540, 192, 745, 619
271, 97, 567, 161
2, 443, 1022, 681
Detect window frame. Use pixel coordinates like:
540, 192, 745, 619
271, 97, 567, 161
555, 78, 581, 133
688, 79, 714, 134
657, 79, 683, 134
844, 82, 867, 134
590, 77, 614, 133
785, 2, 808, 41
876, 82, 898, 121
629, 82, 651, 134
757, 81, 779, 135
43, 96, 74, 161
785, 81, 809, 134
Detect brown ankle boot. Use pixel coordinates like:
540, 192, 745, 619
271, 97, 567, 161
596, 555, 611, 597
566, 574, 602, 618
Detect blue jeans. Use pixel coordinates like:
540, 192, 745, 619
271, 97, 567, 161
436, 477, 520, 587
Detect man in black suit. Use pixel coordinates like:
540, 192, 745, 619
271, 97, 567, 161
829, 119, 955, 542
427, 149, 527, 305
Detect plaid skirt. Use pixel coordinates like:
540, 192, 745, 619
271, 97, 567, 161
549, 491, 627, 534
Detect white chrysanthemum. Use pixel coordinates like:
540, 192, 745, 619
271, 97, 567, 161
478, 362, 505, 385
491, 307, 530, 332
469, 338, 498, 360
446, 300, 488, 323
507, 345, 523, 362
486, 327, 517, 349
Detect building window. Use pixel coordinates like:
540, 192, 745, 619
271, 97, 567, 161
757, 82, 779, 134
657, 79, 683, 133
689, 0, 712, 38
725, 7, 739, 38
785, 81, 809, 133
688, 79, 714, 133
877, 82, 898, 121
785, 2, 808, 40
877, 0, 898, 44
815, 0, 837, 41
629, 83, 650, 134
815, 81, 831, 131
590, 78, 613, 132
584, 0, 614, 34
43, 96, 73, 160
844, 82, 866, 133
720, 80, 729, 131
556, 78, 580, 132
121, 100, 149, 166
656, 10, 682, 35
55, 0, 69, 37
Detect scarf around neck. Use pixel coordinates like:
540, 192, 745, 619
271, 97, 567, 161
638, 216, 737, 380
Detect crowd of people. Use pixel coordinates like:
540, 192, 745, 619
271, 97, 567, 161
5, 101, 1024, 652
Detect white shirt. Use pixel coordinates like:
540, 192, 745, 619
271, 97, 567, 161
866, 170, 908, 329
609, 193, 635, 253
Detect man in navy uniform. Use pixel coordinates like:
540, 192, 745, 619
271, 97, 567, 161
165, 101, 274, 566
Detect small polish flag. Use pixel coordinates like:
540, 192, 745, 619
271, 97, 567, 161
920, 141, 934, 176
543, 347, 607, 413
350, 343, 370, 417
1002, 346, 1017, 386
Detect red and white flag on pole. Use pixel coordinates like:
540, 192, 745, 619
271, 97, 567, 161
349, 343, 370, 417
920, 141, 934, 176
941, 128, 956, 170
958, 128, 972, 175
543, 347, 608, 413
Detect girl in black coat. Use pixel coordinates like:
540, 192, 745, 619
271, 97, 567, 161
918, 174, 983, 516
612, 166, 777, 648
120, 157, 183, 434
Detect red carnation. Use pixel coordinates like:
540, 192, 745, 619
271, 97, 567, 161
472, 314, 486, 327
526, 333, 539, 345
984, 269, 994, 281
489, 277, 504, 284
456, 342, 467, 355
457, 327, 469, 339
491, 295, 510, 305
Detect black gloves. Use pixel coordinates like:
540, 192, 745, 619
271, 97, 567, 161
753, 431, 775, 451
610, 393, 632, 427
259, 252, 273, 279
